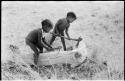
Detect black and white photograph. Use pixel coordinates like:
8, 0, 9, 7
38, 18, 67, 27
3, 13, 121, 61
1, 1, 124, 80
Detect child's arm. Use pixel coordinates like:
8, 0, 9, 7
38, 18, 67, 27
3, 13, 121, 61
38, 31, 53, 50
42, 38, 52, 48
65, 26, 71, 39
65, 27, 82, 42
42, 37, 62, 51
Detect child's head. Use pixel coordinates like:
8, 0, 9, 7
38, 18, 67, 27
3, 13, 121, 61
41, 19, 53, 33
66, 12, 77, 23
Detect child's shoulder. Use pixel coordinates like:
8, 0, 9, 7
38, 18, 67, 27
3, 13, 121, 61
37, 28, 42, 33
58, 18, 67, 23
59, 18, 66, 21
32, 28, 41, 32
32, 28, 42, 34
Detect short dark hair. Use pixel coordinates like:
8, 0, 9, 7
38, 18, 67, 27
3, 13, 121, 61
67, 12, 77, 19
41, 19, 53, 28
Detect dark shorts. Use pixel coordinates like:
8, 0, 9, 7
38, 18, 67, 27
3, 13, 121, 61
53, 27, 64, 36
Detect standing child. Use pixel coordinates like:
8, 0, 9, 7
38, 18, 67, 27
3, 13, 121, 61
50, 12, 77, 51
25, 19, 55, 66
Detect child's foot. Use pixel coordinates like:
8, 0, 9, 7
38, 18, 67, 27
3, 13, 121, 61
30, 64, 39, 72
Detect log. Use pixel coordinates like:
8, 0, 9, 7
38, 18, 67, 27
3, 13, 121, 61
21, 40, 88, 67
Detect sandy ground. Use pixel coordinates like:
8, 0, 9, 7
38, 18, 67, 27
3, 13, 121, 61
2, 1, 124, 79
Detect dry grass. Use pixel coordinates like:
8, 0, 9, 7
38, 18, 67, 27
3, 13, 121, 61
1, 43, 124, 80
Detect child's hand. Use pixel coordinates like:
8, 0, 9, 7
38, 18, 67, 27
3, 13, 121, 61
56, 46, 62, 50
47, 48, 54, 51
53, 46, 62, 50
67, 37, 71, 40
78, 37, 82, 41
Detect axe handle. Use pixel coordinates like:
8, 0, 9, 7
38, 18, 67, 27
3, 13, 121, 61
76, 40, 80, 48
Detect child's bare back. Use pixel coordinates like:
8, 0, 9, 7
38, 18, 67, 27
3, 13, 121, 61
54, 18, 70, 33
50, 12, 77, 51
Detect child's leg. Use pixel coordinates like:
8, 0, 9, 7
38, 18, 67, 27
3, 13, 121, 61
50, 34, 56, 45
25, 39, 39, 65
60, 32, 66, 51
50, 28, 58, 45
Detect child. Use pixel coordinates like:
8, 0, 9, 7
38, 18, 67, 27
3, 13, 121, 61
25, 19, 55, 65
50, 12, 77, 51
